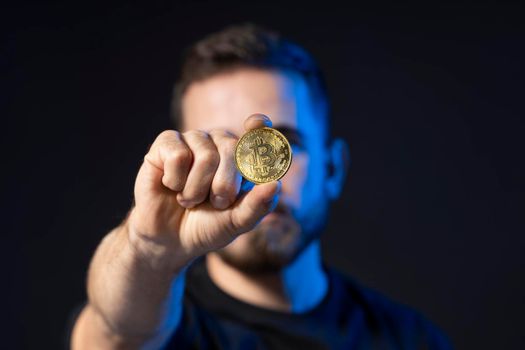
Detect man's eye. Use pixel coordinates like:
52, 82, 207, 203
289, 141, 305, 153
274, 127, 305, 151
290, 143, 304, 153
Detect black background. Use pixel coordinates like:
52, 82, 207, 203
2, 2, 524, 349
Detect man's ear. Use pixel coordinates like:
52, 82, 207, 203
325, 138, 351, 200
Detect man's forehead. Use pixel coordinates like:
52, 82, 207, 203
181, 68, 315, 137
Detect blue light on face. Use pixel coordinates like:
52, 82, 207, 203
275, 71, 335, 314
283, 70, 331, 234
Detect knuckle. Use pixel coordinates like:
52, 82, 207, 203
208, 129, 223, 137
199, 149, 220, 166
213, 179, 236, 197
185, 129, 208, 139
211, 129, 237, 143
221, 137, 237, 154
211, 135, 237, 159
209, 129, 233, 138
157, 129, 180, 141
168, 147, 192, 166
230, 209, 253, 232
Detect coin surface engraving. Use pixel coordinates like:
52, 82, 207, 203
235, 127, 292, 184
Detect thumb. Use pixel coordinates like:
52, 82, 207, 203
228, 181, 281, 233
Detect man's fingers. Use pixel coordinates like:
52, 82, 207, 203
144, 130, 192, 192
142, 114, 274, 210
177, 130, 219, 208
244, 113, 272, 131
209, 130, 242, 210
229, 180, 281, 233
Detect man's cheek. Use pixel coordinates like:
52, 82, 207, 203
281, 153, 309, 206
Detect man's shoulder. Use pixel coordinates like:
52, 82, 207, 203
326, 265, 453, 349
328, 266, 421, 323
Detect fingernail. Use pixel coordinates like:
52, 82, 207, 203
255, 114, 271, 126
178, 198, 194, 208
213, 195, 229, 209
262, 118, 272, 126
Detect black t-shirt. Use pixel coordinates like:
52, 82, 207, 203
164, 257, 452, 349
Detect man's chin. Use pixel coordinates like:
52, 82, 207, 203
215, 214, 306, 274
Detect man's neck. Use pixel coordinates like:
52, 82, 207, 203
205, 240, 328, 313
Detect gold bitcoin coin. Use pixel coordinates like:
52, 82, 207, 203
235, 127, 292, 184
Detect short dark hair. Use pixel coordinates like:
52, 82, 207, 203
170, 23, 331, 138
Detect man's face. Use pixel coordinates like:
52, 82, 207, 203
182, 67, 331, 272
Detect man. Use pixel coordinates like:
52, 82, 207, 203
70, 23, 452, 349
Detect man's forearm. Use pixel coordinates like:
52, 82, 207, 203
71, 220, 189, 349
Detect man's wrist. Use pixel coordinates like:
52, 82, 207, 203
72, 304, 150, 350
124, 209, 195, 275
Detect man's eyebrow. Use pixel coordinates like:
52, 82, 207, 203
273, 126, 305, 146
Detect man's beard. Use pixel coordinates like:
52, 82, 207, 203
215, 202, 323, 274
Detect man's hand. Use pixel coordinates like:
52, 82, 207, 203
71, 114, 280, 349
128, 113, 280, 270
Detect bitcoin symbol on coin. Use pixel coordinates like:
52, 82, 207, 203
235, 127, 292, 184
249, 137, 277, 176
